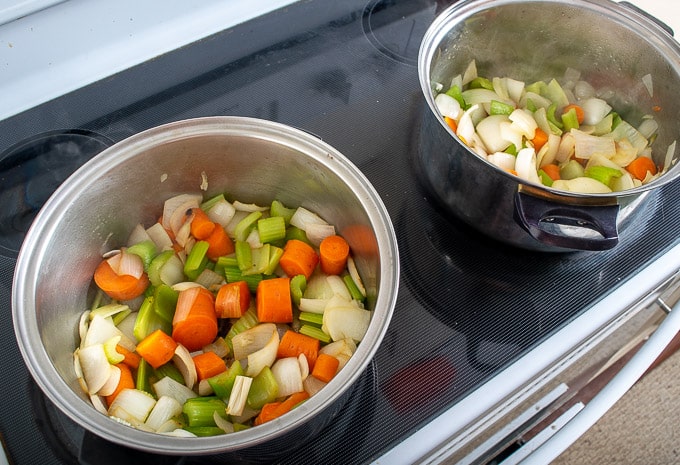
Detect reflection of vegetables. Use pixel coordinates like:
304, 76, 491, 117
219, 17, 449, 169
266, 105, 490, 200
434, 60, 673, 193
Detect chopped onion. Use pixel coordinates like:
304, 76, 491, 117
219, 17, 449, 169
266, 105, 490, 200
233, 201, 268, 212
160, 254, 185, 287
298, 298, 329, 314
476, 115, 511, 153
499, 121, 523, 152
289, 207, 328, 231
195, 268, 225, 290
537, 133, 561, 168
162, 194, 202, 233
174, 220, 192, 248
90, 394, 109, 415
638, 118, 659, 140
78, 344, 112, 394
197, 379, 213, 396
162, 428, 197, 437
213, 412, 235, 434
108, 388, 157, 423
246, 329, 280, 377
319, 338, 356, 370
145, 396, 182, 431
98, 365, 122, 397
555, 132, 576, 163
173, 343, 197, 388
245, 228, 263, 249
456, 104, 479, 144
610, 139, 638, 167
84, 314, 136, 351
326, 275, 352, 301
226, 375, 253, 416
271, 357, 304, 398
551, 177, 612, 193
488, 151, 516, 172
434, 93, 462, 120
571, 129, 616, 160
298, 353, 310, 380
156, 419, 184, 434
574, 80, 596, 99
663, 141, 677, 173
305, 223, 336, 247
232, 323, 278, 361
78, 311, 90, 348
146, 222, 173, 251
225, 210, 249, 237
203, 336, 230, 359
206, 199, 236, 228
509, 108, 538, 139
514, 148, 541, 184
461, 59, 477, 85
153, 376, 197, 406
303, 373, 327, 396
127, 223, 151, 247
322, 305, 371, 343
580, 98, 612, 126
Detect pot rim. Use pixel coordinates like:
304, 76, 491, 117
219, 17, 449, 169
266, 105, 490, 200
418, 0, 680, 201
12, 116, 400, 455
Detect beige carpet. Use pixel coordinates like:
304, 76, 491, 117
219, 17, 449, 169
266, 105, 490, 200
552, 348, 680, 464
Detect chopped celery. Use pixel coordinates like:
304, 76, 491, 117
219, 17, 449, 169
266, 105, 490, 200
585, 165, 622, 186
133, 295, 171, 341
489, 99, 514, 116
246, 366, 279, 410
445, 84, 466, 108
208, 360, 245, 400
183, 396, 227, 427
126, 240, 157, 272
257, 216, 286, 244
225, 308, 259, 351
299, 324, 332, 344
546, 103, 564, 131
525, 98, 537, 112
468, 76, 493, 90
223, 264, 262, 292
148, 250, 175, 287
233, 423, 250, 432
183, 426, 226, 437
263, 245, 283, 276
290, 274, 307, 307
235, 241, 252, 272
299, 311, 323, 326
285, 226, 309, 244
136, 359, 154, 395
561, 107, 580, 132
200, 193, 227, 212
537, 169, 554, 187
153, 284, 179, 324
504, 143, 518, 156
544, 79, 569, 108
234, 211, 262, 242
343, 275, 365, 303
526, 80, 547, 95
560, 159, 585, 180
270, 200, 295, 225
155, 362, 185, 385
184, 241, 209, 281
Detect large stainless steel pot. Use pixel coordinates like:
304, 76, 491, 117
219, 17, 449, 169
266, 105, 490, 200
11, 116, 399, 457
417, 0, 680, 252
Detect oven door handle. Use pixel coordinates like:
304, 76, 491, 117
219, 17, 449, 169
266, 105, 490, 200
508, 296, 680, 465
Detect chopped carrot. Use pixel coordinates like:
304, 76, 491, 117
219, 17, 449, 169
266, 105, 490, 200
105, 363, 135, 406
192, 351, 227, 381
311, 353, 340, 383
215, 281, 251, 319
562, 104, 585, 124
541, 163, 561, 181
444, 116, 458, 132
190, 207, 216, 240
205, 223, 234, 260
318, 235, 350, 276
256, 277, 293, 323
254, 391, 310, 425
93, 257, 149, 301
278, 239, 318, 279
172, 287, 219, 351
626, 156, 658, 181
115, 344, 141, 370
277, 330, 319, 369
531, 127, 549, 152
135, 328, 178, 369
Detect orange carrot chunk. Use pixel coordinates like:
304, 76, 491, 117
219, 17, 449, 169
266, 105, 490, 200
215, 281, 251, 319
254, 391, 310, 425
135, 329, 178, 369
205, 223, 234, 260
256, 277, 293, 324
319, 234, 350, 275
190, 207, 216, 240
541, 163, 561, 181
277, 330, 319, 370
311, 353, 340, 383
278, 239, 318, 279
105, 363, 135, 407
253, 401, 283, 426
93, 258, 149, 301
115, 344, 141, 370
626, 156, 658, 181
531, 127, 549, 152
172, 287, 219, 351
192, 351, 227, 381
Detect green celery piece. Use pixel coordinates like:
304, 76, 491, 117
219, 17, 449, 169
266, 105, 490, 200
489, 99, 514, 116
299, 311, 323, 326
223, 264, 262, 292
126, 240, 157, 272
561, 107, 580, 132
445, 84, 466, 108
544, 79, 569, 108
263, 245, 283, 276
270, 200, 295, 225
299, 324, 332, 344
217, 256, 239, 269
153, 284, 179, 324
136, 359, 154, 395
234, 211, 263, 242
546, 104, 564, 130
468, 76, 493, 90
526, 80, 547, 95
133, 295, 171, 341
234, 240, 252, 272
208, 360, 245, 400
232, 423, 250, 432
505, 144, 518, 157
343, 275, 365, 303
285, 226, 310, 244
183, 396, 227, 427
246, 366, 279, 410
148, 250, 175, 287
200, 193, 226, 212
560, 159, 585, 180
611, 112, 622, 129
525, 98, 537, 112
154, 362, 185, 385
290, 274, 307, 307
183, 426, 226, 437
184, 241, 209, 281
585, 165, 622, 187
257, 216, 286, 244
537, 169, 554, 187
225, 309, 259, 351
241, 245, 263, 276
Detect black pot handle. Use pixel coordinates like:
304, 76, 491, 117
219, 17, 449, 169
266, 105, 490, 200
513, 191, 620, 251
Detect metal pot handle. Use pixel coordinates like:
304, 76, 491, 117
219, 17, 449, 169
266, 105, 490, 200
619, 1, 674, 36
513, 192, 619, 251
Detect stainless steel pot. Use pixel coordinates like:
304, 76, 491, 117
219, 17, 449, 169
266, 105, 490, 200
417, 0, 680, 252
12, 116, 399, 457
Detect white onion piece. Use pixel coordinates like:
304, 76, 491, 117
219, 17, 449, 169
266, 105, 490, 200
146, 222, 173, 251
326, 275, 352, 301
116, 312, 137, 345
145, 396, 182, 431
515, 148, 541, 184
580, 98, 612, 126
289, 207, 328, 231
319, 338, 356, 371
461, 60, 477, 85
74, 350, 88, 393
89, 303, 130, 321
322, 305, 371, 343
174, 220, 192, 248
98, 364, 122, 397
78, 311, 90, 348
206, 199, 237, 228
90, 394, 109, 415
303, 373, 327, 396
156, 419, 184, 434
346, 256, 366, 298
195, 268, 225, 290
611, 171, 636, 191
84, 314, 136, 351
476, 115, 510, 153
226, 376, 253, 416
456, 104, 479, 144
232, 323, 278, 361
225, 210, 249, 237
162, 193, 202, 232
520, 91, 551, 110
610, 139, 638, 167
552, 177, 612, 193
571, 129, 616, 160
214, 412, 235, 434
538, 133, 561, 168
245, 228, 263, 249
108, 388, 157, 423
173, 343, 197, 389
109, 250, 144, 279
304, 273, 334, 299
498, 121, 523, 152
574, 80, 596, 99
298, 354, 310, 380
488, 152, 516, 172
663, 141, 676, 174
434, 93, 462, 120
153, 376, 197, 406
203, 337, 230, 359
509, 108, 538, 139
127, 223, 151, 247
246, 329, 280, 377
505, 77, 525, 104
78, 344, 112, 394
305, 223, 336, 247
198, 378, 214, 396
233, 201, 268, 212
271, 357, 304, 398
555, 132, 575, 163
162, 428, 197, 437
298, 298, 329, 314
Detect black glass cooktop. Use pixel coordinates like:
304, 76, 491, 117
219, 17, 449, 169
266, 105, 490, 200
1, 1, 679, 464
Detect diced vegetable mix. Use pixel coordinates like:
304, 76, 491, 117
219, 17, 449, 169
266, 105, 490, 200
433, 60, 677, 193
74, 193, 371, 436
